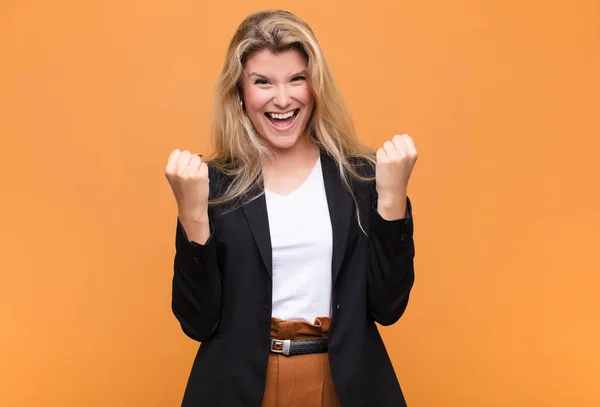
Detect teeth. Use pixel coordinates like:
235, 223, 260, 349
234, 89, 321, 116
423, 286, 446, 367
268, 110, 296, 120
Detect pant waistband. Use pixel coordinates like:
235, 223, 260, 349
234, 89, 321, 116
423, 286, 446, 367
270, 316, 331, 340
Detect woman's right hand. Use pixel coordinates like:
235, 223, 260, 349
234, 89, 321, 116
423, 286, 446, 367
165, 149, 210, 221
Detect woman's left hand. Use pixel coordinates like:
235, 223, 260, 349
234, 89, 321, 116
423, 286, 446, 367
375, 134, 418, 218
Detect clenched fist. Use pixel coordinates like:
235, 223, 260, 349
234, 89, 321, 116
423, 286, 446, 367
375, 134, 418, 219
165, 149, 210, 222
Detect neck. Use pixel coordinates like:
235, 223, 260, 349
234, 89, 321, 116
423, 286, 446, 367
262, 136, 320, 174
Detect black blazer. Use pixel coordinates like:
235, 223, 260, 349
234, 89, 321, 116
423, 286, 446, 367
172, 149, 415, 407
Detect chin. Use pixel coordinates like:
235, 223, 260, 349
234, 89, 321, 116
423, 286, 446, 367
263, 134, 303, 151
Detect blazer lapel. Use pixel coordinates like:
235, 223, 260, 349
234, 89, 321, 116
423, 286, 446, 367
320, 150, 353, 286
241, 185, 273, 279
240, 150, 353, 284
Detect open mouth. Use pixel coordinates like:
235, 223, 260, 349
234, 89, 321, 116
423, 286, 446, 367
264, 109, 300, 131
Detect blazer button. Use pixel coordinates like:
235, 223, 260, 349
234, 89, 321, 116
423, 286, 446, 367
336, 303, 340, 310
192, 257, 199, 264
400, 233, 407, 242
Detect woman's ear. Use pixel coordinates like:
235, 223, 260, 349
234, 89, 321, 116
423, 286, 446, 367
236, 85, 245, 110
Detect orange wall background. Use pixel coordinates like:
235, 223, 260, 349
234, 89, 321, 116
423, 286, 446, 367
1, 1, 599, 406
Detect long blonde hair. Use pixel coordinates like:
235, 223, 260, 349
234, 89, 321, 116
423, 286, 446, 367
207, 9, 376, 224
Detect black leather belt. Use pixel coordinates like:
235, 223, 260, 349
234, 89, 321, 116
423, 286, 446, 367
270, 338, 328, 356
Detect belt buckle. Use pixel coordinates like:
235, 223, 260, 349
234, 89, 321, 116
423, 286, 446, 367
270, 339, 291, 356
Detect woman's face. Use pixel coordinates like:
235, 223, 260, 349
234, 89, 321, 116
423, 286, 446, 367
240, 48, 315, 152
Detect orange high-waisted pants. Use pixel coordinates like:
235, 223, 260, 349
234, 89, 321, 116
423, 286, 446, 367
261, 317, 341, 407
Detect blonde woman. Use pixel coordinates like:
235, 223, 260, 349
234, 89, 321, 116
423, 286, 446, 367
165, 9, 418, 407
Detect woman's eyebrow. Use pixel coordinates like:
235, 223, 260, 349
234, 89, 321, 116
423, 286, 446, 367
248, 71, 306, 80
249, 72, 268, 79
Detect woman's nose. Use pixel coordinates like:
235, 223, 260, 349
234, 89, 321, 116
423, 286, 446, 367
273, 86, 292, 109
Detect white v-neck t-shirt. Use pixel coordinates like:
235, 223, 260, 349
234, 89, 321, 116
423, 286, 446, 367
264, 156, 333, 323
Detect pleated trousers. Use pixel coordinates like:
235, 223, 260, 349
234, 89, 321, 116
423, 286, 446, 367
261, 316, 341, 407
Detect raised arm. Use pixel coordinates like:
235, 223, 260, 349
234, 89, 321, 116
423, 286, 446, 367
165, 150, 221, 341
366, 134, 418, 325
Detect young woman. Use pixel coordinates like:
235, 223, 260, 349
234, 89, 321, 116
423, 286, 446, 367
165, 9, 418, 407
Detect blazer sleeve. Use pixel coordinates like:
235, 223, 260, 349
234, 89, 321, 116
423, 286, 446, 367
171, 169, 222, 342
366, 183, 416, 326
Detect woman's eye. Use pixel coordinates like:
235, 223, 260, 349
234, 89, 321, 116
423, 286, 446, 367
253, 76, 305, 85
